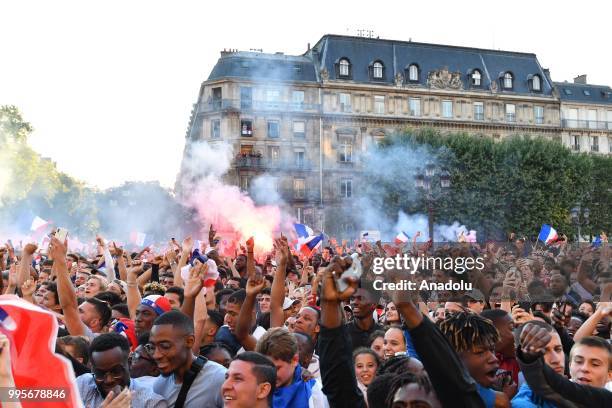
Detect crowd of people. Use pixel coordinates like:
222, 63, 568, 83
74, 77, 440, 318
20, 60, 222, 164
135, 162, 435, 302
0, 226, 611, 407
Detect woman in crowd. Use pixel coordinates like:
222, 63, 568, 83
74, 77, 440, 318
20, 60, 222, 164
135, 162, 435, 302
353, 347, 381, 406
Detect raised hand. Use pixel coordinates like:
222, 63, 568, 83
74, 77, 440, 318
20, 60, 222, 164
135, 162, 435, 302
184, 262, 206, 299
520, 323, 551, 357
182, 237, 193, 254
48, 237, 67, 262
23, 243, 38, 256
21, 279, 36, 298
246, 273, 266, 297
100, 388, 131, 408
320, 256, 358, 302
246, 236, 255, 252
274, 236, 289, 264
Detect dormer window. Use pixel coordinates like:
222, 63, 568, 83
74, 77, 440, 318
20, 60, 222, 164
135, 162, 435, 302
531, 74, 542, 92
337, 58, 351, 78
408, 64, 419, 82
471, 69, 482, 86
503, 72, 513, 89
370, 60, 385, 80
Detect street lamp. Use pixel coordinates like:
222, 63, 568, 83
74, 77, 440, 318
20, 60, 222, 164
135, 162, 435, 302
571, 205, 590, 242
415, 165, 451, 241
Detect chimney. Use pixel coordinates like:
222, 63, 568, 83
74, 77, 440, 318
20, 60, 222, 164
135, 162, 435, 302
307, 42, 311, 51
543, 68, 550, 79
573, 74, 587, 84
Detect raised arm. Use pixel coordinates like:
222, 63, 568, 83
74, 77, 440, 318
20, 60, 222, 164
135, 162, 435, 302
318, 257, 364, 408
52, 237, 86, 336
175, 237, 193, 288
270, 237, 288, 328
126, 264, 143, 320
573, 303, 611, 342
236, 272, 265, 351
17, 243, 37, 288
181, 263, 205, 320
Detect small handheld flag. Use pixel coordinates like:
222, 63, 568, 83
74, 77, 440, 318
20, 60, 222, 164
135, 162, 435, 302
538, 224, 558, 245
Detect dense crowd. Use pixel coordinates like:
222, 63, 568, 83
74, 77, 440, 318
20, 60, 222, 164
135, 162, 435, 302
0, 226, 610, 408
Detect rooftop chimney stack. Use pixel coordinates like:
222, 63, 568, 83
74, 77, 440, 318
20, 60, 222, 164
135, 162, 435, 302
573, 74, 587, 84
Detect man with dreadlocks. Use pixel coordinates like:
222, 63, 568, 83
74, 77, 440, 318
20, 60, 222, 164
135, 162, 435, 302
391, 291, 487, 407
438, 312, 510, 408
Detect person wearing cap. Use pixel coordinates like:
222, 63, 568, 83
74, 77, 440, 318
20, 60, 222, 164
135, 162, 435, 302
108, 279, 128, 302
464, 289, 486, 314
134, 295, 172, 336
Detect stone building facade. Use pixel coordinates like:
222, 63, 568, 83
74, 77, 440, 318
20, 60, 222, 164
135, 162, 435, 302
179, 34, 610, 236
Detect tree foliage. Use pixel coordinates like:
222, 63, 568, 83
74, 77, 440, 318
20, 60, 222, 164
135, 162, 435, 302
375, 128, 612, 240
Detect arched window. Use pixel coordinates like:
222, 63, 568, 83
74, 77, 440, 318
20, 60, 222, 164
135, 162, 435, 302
339, 58, 350, 77
471, 69, 482, 86
503, 72, 513, 89
408, 64, 419, 81
373, 61, 384, 79
532, 74, 541, 91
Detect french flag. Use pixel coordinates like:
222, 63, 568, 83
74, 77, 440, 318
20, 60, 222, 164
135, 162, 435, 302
0, 296, 83, 407
129, 231, 147, 247
300, 233, 325, 257
538, 224, 558, 245
294, 223, 314, 240
395, 231, 410, 244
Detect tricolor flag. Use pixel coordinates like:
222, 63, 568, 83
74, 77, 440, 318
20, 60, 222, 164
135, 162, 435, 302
592, 235, 602, 248
294, 223, 314, 240
0, 296, 82, 407
30, 216, 49, 232
129, 231, 147, 247
538, 224, 558, 245
300, 233, 325, 257
395, 231, 410, 244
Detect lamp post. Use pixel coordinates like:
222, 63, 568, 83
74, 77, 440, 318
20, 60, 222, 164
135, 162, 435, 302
415, 163, 451, 241
570, 205, 590, 242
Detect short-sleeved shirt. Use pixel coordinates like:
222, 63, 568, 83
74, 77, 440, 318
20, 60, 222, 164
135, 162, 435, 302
153, 359, 226, 408
76, 374, 167, 408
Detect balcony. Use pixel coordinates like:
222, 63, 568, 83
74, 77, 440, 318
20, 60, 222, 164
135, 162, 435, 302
197, 99, 320, 113
234, 154, 265, 169
562, 119, 612, 130
280, 188, 319, 203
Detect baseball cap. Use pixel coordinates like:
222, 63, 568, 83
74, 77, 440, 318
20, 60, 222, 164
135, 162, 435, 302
140, 295, 172, 316
282, 297, 299, 310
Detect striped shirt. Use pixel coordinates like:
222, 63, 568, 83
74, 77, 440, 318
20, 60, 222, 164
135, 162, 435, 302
77, 374, 168, 408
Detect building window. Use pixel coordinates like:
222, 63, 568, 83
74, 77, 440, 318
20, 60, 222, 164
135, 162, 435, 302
340, 179, 352, 198
471, 70, 482, 86
293, 178, 305, 199
339, 58, 351, 77
266, 89, 281, 109
571, 135, 580, 151
503, 72, 513, 89
240, 120, 253, 137
338, 140, 353, 163
374, 96, 385, 114
531, 75, 541, 92
212, 87, 222, 109
292, 90, 304, 107
608, 110, 612, 130
473, 102, 484, 121
293, 121, 305, 138
372, 61, 384, 79
296, 207, 304, 223
295, 150, 305, 167
268, 146, 279, 161
591, 136, 599, 152
534, 106, 544, 124
211, 119, 221, 138
339, 93, 351, 112
587, 109, 597, 129
409, 98, 421, 116
442, 100, 453, 118
408, 64, 419, 82
267, 121, 280, 138
240, 175, 251, 191
505, 104, 516, 122
240, 87, 252, 109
